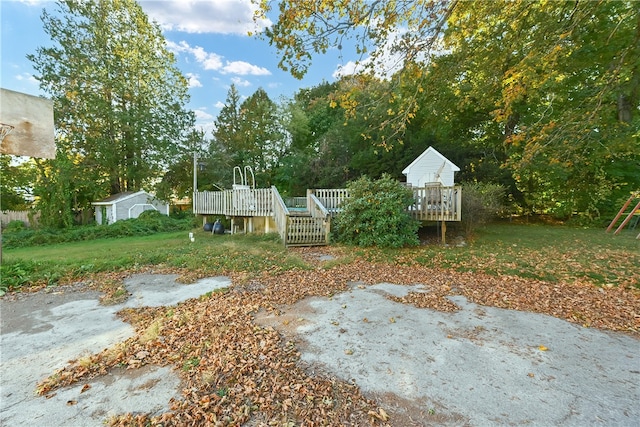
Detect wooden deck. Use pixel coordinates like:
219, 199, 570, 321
193, 185, 461, 246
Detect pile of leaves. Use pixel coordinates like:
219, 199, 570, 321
34, 247, 639, 425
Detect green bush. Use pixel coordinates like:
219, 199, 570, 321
461, 181, 506, 235
2, 213, 193, 249
333, 174, 420, 248
4, 220, 26, 231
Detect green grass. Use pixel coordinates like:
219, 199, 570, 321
2, 222, 638, 294
413, 223, 639, 287
0, 230, 305, 293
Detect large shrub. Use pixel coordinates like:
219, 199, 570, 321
334, 174, 420, 248
2, 211, 193, 249
461, 181, 506, 235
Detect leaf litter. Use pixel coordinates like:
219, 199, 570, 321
34, 246, 639, 426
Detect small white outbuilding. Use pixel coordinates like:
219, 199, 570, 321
402, 146, 460, 187
92, 191, 169, 225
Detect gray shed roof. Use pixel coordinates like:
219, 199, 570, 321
92, 191, 147, 206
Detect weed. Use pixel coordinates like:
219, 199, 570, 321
182, 357, 200, 371
140, 319, 163, 344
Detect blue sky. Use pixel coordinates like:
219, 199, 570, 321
1, 0, 360, 135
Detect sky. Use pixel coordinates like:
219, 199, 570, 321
0, 0, 360, 136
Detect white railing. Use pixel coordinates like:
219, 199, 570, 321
271, 186, 290, 244
193, 188, 273, 217
309, 189, 349, 216
408, 185, 462, 222
192, 183, 461, 246
308, 194, 329, 219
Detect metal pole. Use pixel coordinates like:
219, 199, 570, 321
193, 151, 198, 194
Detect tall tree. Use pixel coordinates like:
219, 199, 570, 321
28, 0, 194, 225
209, 86, 285, 187
238, 88, 284, 185
439, 0, 640, 216
210, 84, 244, 187
259, 0, 639, 217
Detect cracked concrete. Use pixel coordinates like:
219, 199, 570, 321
1, 275, 638, 426
256, 282, 640, 426
0, 274, 230, 426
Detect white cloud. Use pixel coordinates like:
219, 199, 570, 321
166, 40, 224, 71
18, 0, 45, 5
194, 109, 214, 120
214, 101, 225, 109
332, 60, 363, 79
167, 40, 270, 78
15, 72, 39, 85
186, 73, 202, 88
222, 61, 270, 76
332, 24, 411, 80
141, 0, 271, 35
193, 108, 216, 135
231, 77, 251, 87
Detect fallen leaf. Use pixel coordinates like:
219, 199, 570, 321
538, 345, 548, 351
80, 384, 91, 393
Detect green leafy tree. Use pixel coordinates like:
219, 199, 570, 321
258, 0, 639, 218
334, 174, 420, 248
0, 156, 37, 210
440, 0, 640, 217
210, 86, 286, 188
209, 84, 244, 186
28, 0, 194, 226
156, 128, 211, 200
238, 88, 285, 186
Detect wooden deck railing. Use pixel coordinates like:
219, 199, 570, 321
408, 185, 461, 222
193, 184, 460, 246
271, 186, 290, 244
309, 189, 349, 216
193, 188, 273, 217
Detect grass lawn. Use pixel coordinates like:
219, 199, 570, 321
2, 222, 638, 293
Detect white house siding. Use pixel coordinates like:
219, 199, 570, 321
403, 146, 459, 187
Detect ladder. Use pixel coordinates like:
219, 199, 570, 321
606, 193, 640, 239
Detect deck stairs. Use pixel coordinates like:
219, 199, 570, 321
281, 196, 331, 246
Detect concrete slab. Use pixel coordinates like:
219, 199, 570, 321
257, 282, 640, 426
2, 274, 638, 426
0, 274, 230, 426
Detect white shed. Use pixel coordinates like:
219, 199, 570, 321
402, 146, 460, 187
92, 191, 170, 225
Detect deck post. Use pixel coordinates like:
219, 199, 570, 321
325, 219, 331, 245
441, 220, 447, 245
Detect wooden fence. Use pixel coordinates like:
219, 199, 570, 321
1, 210, 39, 227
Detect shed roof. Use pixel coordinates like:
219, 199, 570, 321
92, 191, 147, 206
402, 146, 460, 175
